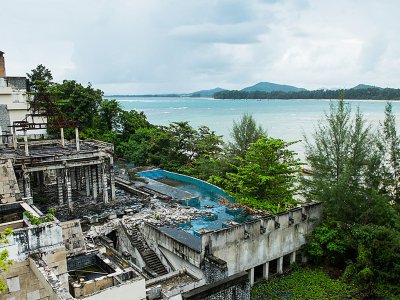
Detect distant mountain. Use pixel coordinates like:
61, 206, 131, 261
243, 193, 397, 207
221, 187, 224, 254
189, 87, 225, 97
241, 82, 306, 93
351, 84, 382, 90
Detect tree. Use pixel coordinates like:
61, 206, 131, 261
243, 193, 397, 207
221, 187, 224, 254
303, 99, 375, 223
26, 64, 53, 93
50, 80, 103, 130
212, 137, 302, 212
227, 113, 266, 157
0, 228, 13, 294
378, 102, 400, 204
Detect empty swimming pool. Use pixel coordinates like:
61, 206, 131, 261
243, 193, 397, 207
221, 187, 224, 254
138, 169, 252, 235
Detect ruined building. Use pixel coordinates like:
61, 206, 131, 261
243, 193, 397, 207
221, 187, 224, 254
0, 53, 322, 300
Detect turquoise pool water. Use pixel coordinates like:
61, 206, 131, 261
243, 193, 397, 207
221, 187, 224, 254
138, 170, 251, 234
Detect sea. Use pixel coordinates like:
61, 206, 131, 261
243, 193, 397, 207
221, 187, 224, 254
108, 96, 400, 160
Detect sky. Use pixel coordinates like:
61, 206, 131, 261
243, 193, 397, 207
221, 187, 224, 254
2, 0, 400, 94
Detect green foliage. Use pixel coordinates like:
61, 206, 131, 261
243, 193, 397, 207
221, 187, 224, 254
227, 113, 266, 157
50, 80, 103, 130
251, 268, 358, 300
303, 99, 376, 223
23, 208, 57, 225
378, 102, 400, 204
0, 228, 13, 294
342, 224, 400, 298
210, 137, 302, 212
305, 224, 348, 266
27, 64, 53, 93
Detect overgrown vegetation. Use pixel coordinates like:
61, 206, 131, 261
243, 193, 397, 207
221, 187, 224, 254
23, 208, 57, 225
303, 99, 400, 298
0, 228, 13, 294
251, 268, 359, 300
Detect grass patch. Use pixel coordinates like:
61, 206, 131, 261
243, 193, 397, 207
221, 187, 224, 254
251, 268, 359, 300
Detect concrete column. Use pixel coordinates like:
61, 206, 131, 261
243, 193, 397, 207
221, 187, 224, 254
70, 167, 76, 190
301, 253, 308, 264
290, 251, 296, 264
76, 167, 81, 191
262, 262, 269, 280
97, 164, 102, 193
23, 170, 31, 198
75, 128, 80, 152
12, 126, 17, 149
65, 169, 73, 212
57, 171, 64, 205
102, 162, 109, 204
91, 166, 98, 201
23, 130, 29, 156
249, 268, 255, 286
277, 257, 283, 274
60, 128, 65, 147
85, 167, 91, 197
109, 157, 116, 201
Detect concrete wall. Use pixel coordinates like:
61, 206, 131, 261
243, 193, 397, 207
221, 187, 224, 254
61, 220, 86, 256
84, 277, 146, 300
141, 223, 202, 268
0, 159, 21, 203
2, 259, 49, 300
2, 222, 65, 262
181, 271, 250, 300
200, 203, 322, 276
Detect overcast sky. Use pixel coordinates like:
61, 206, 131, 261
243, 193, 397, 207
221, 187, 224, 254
2, 0, 400, 94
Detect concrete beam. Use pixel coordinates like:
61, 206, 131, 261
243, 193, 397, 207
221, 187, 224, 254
24, 160, 102, 173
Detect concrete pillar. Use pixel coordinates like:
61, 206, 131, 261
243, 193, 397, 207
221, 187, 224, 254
60, 128, 65, 147
262, 262, 269, 280
23, 130, 29, 156
23, 170, 31, 198
109, 157, 116, 201
85, 167, 91, 197
91, 166, 98, 201
290, 251, 296, 264
301, 253, 308, 264
249, 268, 255, 286
76, 167, 81, 191
102, 162, 109, 204
97, 164, 102, 193
57, 171, 64, 205
75, 128, 80, 152
65, 169, 73, 212
277, 256, 283, 274
12, 126, 17, 149
70, 167, 76, 190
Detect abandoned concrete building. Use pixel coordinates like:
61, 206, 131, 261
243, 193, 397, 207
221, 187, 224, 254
0, 52, 322, 300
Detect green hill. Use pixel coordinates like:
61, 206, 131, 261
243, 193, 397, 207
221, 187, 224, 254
241, 82, 306, 92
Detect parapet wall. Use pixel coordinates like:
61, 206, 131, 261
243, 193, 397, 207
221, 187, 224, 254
140, 223, 202, 267
201, 202, 322, 275
1, 221, 65, 261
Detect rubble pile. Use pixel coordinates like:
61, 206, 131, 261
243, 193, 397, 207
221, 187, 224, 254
86, 205, 206, 238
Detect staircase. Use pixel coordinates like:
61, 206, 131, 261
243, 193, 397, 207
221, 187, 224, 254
121, 223, 168, 277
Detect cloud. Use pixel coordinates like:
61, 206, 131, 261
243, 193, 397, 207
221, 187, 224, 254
2, 0, 400, 93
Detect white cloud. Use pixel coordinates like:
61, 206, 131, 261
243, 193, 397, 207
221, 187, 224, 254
2, 0, 400, 93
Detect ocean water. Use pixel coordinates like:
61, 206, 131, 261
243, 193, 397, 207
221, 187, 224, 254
109, 96, 400, 160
